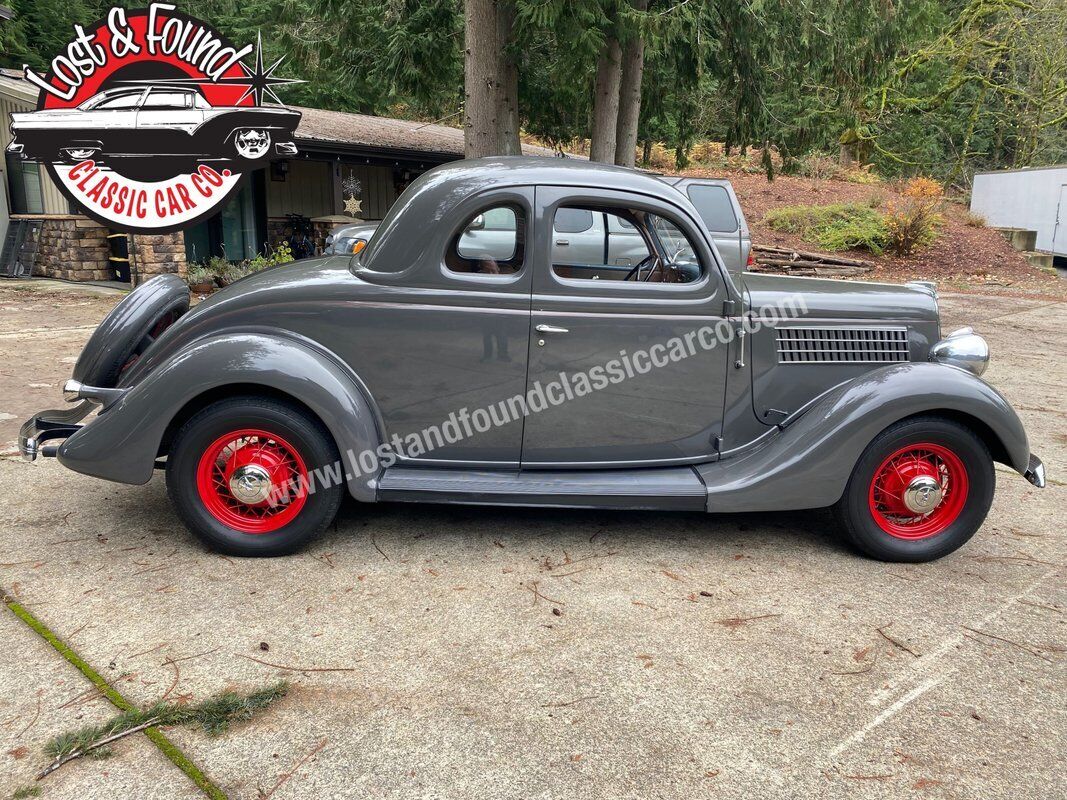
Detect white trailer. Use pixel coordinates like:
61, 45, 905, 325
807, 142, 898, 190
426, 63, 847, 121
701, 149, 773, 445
970, 165, 1067, 258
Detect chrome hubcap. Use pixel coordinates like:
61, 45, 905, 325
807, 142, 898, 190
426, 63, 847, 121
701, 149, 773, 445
902, 475, 943, 514
228, 464, 273, 504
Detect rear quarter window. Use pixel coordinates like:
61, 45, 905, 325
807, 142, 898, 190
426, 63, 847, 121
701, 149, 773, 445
686, 184, 738, 233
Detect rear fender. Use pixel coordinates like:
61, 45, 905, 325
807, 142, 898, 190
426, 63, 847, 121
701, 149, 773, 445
698, 362, 1030, 512
57, 333, 384, 501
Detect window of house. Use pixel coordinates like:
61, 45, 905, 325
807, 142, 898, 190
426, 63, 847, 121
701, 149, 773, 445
550, 205, 703, 283
5, 153, 44, 214
686, 184, 737, 232
447, 204, 525, 275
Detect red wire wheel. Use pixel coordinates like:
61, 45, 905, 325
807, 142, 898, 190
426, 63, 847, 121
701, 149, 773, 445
195, 428, 309, 534
868, 443, 969, 540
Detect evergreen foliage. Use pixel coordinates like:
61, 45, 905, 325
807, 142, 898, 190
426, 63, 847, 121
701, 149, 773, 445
1, 0, 1062, 181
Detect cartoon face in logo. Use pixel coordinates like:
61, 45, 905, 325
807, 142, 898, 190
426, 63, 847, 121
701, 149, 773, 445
7, 4, 302, 234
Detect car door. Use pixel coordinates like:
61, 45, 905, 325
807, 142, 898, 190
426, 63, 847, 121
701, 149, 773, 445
136, 88, 204, 152
521, 185, 735, 467
335, 187, 534, 467
87, 90, 145, 154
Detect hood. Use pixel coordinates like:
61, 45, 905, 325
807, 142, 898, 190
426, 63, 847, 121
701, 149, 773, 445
742, 271, 939, 325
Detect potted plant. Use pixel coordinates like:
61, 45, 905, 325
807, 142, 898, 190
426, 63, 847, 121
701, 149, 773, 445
186, 264, 216, 294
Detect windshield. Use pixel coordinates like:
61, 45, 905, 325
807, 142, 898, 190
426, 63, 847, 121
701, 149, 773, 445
79, 90, 145, 111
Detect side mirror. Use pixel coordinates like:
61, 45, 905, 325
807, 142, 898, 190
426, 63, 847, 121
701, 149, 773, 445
466, 214, 485, 231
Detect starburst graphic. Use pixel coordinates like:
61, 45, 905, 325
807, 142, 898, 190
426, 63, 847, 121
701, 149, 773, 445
344, 196, 363, 216
234, 31, 303, 107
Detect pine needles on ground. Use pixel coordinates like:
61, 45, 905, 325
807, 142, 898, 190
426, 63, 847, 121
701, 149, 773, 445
41, 681, 288, 776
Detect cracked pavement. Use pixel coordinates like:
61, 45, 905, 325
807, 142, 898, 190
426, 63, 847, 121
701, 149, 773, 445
0, 280, 1063, 799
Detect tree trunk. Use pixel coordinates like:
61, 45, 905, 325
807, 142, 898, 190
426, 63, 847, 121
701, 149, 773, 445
496, 1, 521, 155
613, 0, 647, 167
589, 35, 622, 163
464, 0, 520, 158
641, 138, 652, 166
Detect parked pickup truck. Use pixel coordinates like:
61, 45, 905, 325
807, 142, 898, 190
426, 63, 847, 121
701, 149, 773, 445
21, 157, 1044, 562
326, 175, 753, 273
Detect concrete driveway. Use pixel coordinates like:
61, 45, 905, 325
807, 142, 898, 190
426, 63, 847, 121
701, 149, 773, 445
0, 281, 1063, 799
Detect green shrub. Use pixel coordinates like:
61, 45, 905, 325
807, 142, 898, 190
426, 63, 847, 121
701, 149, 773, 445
185, 264, 215, 287
884, 199, 942, 255
764, 203, 889, 254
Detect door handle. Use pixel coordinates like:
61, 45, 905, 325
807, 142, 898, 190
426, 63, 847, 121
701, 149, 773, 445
535, 324, 569, 334
555, 239, 570, 246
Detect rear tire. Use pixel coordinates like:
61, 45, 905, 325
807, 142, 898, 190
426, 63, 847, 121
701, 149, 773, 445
166, 397, 343, 556
834, 416, 994, 562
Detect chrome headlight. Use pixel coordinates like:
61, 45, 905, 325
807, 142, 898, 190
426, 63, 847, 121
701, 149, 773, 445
930, 327, 988, 376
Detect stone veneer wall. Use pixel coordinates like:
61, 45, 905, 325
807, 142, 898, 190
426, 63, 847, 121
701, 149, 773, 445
22, 216, 186, 285
32, 216, 111, 282
129, 232, 188, 284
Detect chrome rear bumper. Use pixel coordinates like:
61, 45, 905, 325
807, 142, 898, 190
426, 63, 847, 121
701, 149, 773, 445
19, 401, 95, 462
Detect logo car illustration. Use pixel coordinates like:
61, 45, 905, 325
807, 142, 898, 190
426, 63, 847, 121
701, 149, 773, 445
7, 85, 300, 180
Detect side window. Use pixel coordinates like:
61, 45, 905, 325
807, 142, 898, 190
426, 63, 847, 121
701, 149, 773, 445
142, 90, 191, 109
447, 204, 525, 275
554, 208, 593, 234
551, 205, 704, 284
96, 93, 143, 110
686, 184, 738, 232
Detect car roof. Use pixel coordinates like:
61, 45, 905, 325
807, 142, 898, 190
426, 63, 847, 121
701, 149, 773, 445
361, 156, 713, 272
91, 85, 197, 99
413, 156, 681, 196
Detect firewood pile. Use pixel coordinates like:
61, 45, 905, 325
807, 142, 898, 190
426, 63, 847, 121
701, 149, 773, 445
750, 244, 873, 277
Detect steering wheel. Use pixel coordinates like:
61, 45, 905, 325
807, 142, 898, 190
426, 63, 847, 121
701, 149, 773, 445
623, 254, 659, 282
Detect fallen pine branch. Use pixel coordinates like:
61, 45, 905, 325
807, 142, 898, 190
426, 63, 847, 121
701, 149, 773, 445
753, 244, 874, 267
37, 681, 288, 781
38, 718, 159, 780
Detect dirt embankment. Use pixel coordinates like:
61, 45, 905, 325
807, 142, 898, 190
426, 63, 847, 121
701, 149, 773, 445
678, 167, 1066, 299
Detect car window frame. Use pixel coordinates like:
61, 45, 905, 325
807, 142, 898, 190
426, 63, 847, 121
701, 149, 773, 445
141, 88, 193, 110
538, 187, 721, 298
436, 189, 533, 288
87, 89, 148, 111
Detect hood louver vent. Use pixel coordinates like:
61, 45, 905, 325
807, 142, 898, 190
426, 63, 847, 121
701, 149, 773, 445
777, 326, 909, 364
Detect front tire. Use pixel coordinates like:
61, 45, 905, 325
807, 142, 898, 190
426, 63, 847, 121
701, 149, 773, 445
834, 416, 994, 562
166, 397, 343, 556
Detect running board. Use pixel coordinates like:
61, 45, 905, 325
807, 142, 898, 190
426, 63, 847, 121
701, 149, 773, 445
377, 466, 706, 511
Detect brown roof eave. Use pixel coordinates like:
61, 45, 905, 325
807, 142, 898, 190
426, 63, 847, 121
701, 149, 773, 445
293, 137, 461, 165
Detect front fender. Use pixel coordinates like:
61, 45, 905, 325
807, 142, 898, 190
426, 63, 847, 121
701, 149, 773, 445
57, 333, 384, 501
698, 362, 1031, 513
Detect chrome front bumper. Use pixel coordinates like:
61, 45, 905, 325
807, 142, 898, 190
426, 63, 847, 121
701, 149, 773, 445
1024, 454, 1046, 489
19, 401, 95, 462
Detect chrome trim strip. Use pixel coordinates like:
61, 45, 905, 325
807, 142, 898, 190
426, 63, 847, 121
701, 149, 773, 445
532, 309, 720, 321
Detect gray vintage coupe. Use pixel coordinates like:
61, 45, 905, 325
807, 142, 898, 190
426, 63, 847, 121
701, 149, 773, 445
20, 158, 1045, 560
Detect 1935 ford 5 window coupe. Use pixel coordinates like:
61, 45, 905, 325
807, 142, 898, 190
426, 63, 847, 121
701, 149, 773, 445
20, 158, 1045, 561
